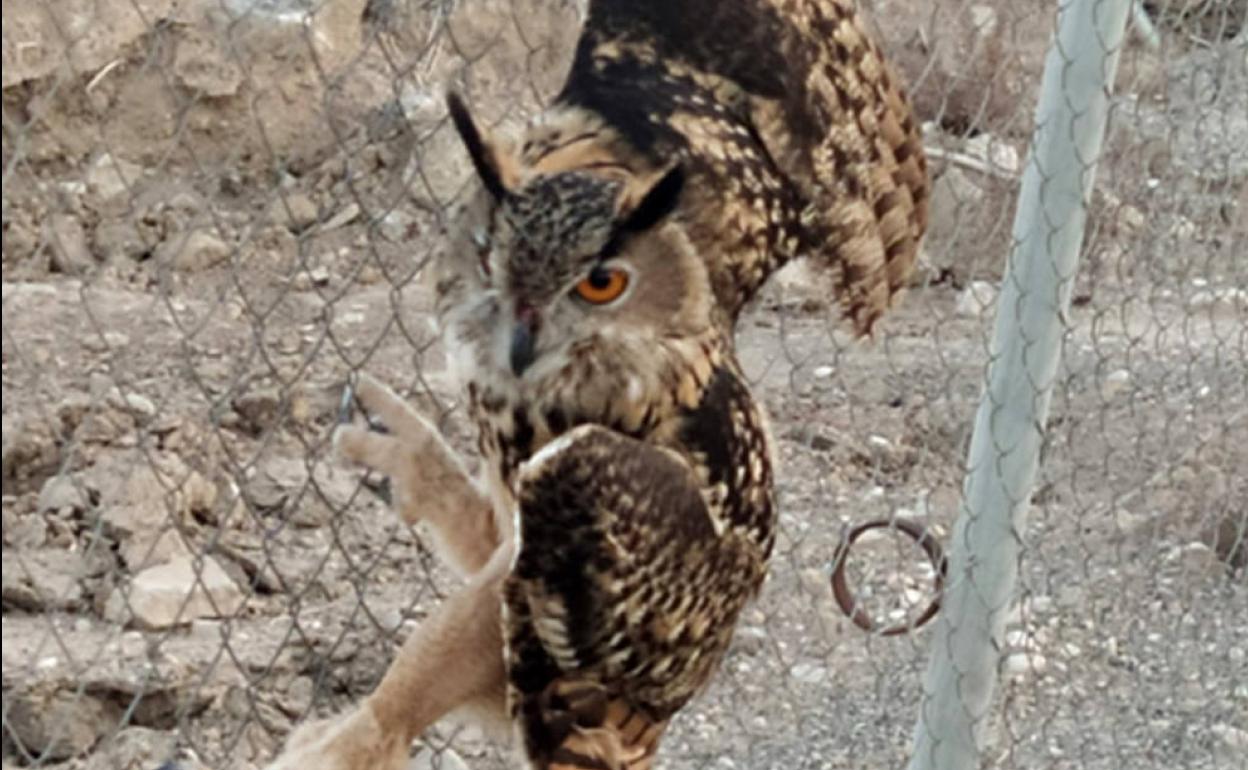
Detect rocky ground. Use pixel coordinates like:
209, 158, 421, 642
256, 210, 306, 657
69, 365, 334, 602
2, 1, 1246, 769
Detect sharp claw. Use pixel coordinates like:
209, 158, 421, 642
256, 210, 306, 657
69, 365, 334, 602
364, 475, 393, 505
339, 373, 391, 433
338, 373, 359, 425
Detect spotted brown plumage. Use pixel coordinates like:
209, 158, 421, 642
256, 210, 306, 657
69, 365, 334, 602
507, 417, 771, 768
439, 6, 927, 757
551, 0, 928, 332
255, 3, 925, 770
435, 101, 783, 766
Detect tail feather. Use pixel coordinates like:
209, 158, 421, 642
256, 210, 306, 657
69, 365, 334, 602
533, 682, 667, 770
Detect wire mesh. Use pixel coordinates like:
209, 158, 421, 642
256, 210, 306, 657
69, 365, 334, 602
1, 1, 1244, 769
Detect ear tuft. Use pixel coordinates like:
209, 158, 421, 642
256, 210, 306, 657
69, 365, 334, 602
447, 91, 511, 201
621, 165, 685, 233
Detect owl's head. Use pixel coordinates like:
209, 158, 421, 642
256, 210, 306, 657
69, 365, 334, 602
441, 94, 715, 383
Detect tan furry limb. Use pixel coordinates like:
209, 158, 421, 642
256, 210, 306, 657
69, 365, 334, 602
263, 549, 510, 770
334, 372, 501, 576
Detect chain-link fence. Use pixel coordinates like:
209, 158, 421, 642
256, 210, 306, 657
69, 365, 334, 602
2, 1, 1244, 768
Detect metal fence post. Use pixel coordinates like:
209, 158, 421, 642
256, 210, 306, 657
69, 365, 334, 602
907, 1, 1134, 768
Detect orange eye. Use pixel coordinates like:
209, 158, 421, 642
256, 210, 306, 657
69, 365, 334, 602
574, 266, 629, 305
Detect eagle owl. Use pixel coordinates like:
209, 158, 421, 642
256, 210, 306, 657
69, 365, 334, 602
260, 1, 926, 769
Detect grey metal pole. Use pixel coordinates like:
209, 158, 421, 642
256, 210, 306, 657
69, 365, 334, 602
1129, 1, 1161, 50
907, 1, 1133, 768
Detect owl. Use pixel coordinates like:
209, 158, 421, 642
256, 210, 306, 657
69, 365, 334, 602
257, 1, 926, 769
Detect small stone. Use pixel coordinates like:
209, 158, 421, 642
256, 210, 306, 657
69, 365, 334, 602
378, 209, 416, 242
82, 726, 179, 770
2, 416, 61, 490
2, 508, 47, 549
730, 625, 768, 656
1100, 369, 1132, 400
173, 35, 243, 97
277, 676, 317, 719
190, 617, 225, 641
1188, 290, 1217, 310
812, 365, 835, 379
245, 455, 306, 511
232, 387, 283, 435
789, 662, 828, 685
1, 548, 87, 611
121, 393, 157, 419
356, 264, 384, 285
1175, 681, 1208, 713
307, 266, 332, 287
1211, 723, 1248, 753
1002, 651, 1047, 680
799, 567, 828, 596
1168, 217, 1197, 241
968, 5, 998, 36
376, 607, 404, 633
86, 153, 144, 202
289, 389, 316, 425
82, 331, 130, 354
319, 203, 361, 233
47, 214, 95, 275
90, 452, 217, 541
4, 689, 120, 761
73, 405, 133, 446
37, 474, 88, 512
93, 219, 149, 262
1115, 204, 1146, 236
809, 433, 835, 452
1026, 595, 1054, 615
113, 555, 243, 630
120, 528, 192, 572
271, 192, 319, 232
1168, 541, 1226, 579
964, 133, 1021, 175
157, 228, 231, 272
1188, 288, 1248, 314
866, 434, 894, 456
956, 281, 999, 318
1004, 628, 1034, 651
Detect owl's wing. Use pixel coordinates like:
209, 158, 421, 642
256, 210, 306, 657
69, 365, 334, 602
505, 425, 764, 770
562, 0, 927, 333
745, 0, 929, 334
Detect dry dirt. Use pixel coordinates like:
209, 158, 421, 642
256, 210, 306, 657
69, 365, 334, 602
2, 2, 1246, 769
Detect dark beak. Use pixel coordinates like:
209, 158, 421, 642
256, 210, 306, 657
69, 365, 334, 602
510, 306, 539, 376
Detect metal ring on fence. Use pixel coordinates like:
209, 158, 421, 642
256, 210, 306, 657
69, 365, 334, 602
830, 518, 948, 636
